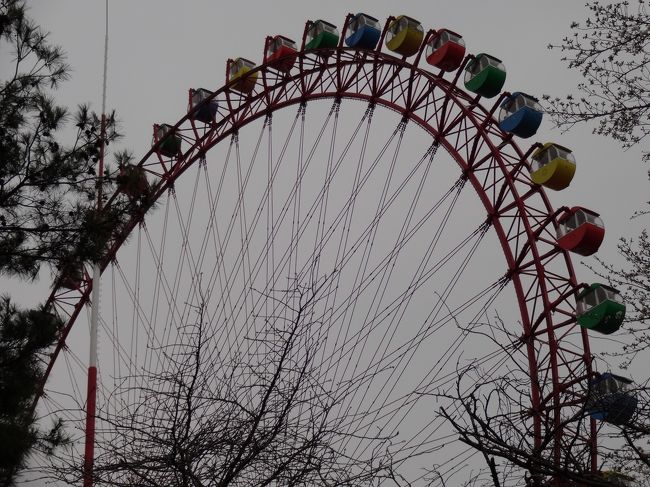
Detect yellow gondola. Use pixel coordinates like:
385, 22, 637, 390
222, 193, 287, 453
228, 58, 258, 94
530, 143, 576, 190
385, 15, 424, 57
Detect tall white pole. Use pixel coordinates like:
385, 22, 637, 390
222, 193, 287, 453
83, 2, 108, 485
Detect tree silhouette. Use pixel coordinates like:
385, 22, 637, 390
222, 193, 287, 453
0, 1, 133, 483
51, 280, 398, 486
433, 315, 650, 486
545, 1, 650, 162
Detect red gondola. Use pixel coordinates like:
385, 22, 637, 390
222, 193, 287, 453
425, 29, 466, 72
556, 207, 605, 256
265, 35, 298, 72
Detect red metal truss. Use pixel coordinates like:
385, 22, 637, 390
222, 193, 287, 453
33, 44, 596, 474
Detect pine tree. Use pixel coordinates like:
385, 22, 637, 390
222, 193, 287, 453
0, 0, 126, 278
0, 296, 67, 485
0, 1, 132, 483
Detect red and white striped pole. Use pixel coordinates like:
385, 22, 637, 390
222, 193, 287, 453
83, 2, 109, 485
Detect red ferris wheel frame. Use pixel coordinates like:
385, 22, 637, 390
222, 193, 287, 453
34, 19, 596, 478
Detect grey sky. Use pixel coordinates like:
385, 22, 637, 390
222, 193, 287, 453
17, 0, 648, 365
21, 0, 647, 286
7, 1, 649, 484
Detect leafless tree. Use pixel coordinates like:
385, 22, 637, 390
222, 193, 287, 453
588, 232, 650, 371
544, 0, 650, 162
430, 315, 650, 487
595, 382, 650, 484
51, 279, 398, 486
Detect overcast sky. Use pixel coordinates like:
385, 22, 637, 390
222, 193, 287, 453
6, 1, 650, 483
11, 0, 647, 365
13, 0, 645, 296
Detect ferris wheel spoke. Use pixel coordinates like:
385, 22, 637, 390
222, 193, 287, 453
335, 221, 495, 458
357, 280, 507, 410
308, 102, 340, 286
139, 215, 196, 366
197, 124, 271, 369
321, 177, 470, 353
211, 126, 270, 357
330, 144, 455, 411
109, 259, 168, 396
180, 104, 334, 400
330, 301, 505, 443
331, 118, 408, 384
204, 102, 356, 361
321, 248, 492, 445
350, 142, 441, 344
288, 117, 409, 384
141, 196, 172, 376
373, 295, 515, 455
266, 112, 274, 320
316, 108, 374, 365
260, 102, 374, 308
204, 107, 315, 369
202, 136, 257, 368
348, 343, 516, 473
220, 109, 384, 397
250, 104, 367, 296
317, 179, 472, 385
138, 219, 185, 368
234, 132, 254, 334
148, 169, 207, 375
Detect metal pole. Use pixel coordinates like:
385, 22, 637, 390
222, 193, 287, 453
83, 2, 108, 485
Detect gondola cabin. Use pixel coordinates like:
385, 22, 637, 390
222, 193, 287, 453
188, 88, 218, 124
556, 207, 604, 256
385, 15, 424, 57
586, 373, 637, 425
425, 29, 466, 72
58, 264, 84, 290
576, 284, 625, 334
117, 163, 149, 200
265, 35, 298, 72
597, 471, 635, 486
530, 143, 576, 190
464, 53, 506, 98
152, 124, 181, 158
228, 58, 258, 93
345, 13, 381, 49
498, 92, 543, 138
306, 20, 339, 50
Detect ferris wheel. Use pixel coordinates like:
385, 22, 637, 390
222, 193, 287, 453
32, 12, 635, 486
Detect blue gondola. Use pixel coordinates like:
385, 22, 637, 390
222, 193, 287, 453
345, 13, 381, 49
189, 88, 218, 124
498, 92, 543, 138
586, 373, 638, 425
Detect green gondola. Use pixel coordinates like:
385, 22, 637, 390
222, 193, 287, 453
306, 20, 339, 50
464, 53, 506, 98
576, 284, 625, 334
153, 124, 182, 158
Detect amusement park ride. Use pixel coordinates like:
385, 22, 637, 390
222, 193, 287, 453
43, 12, 641, 486
158, 13, 629, 344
